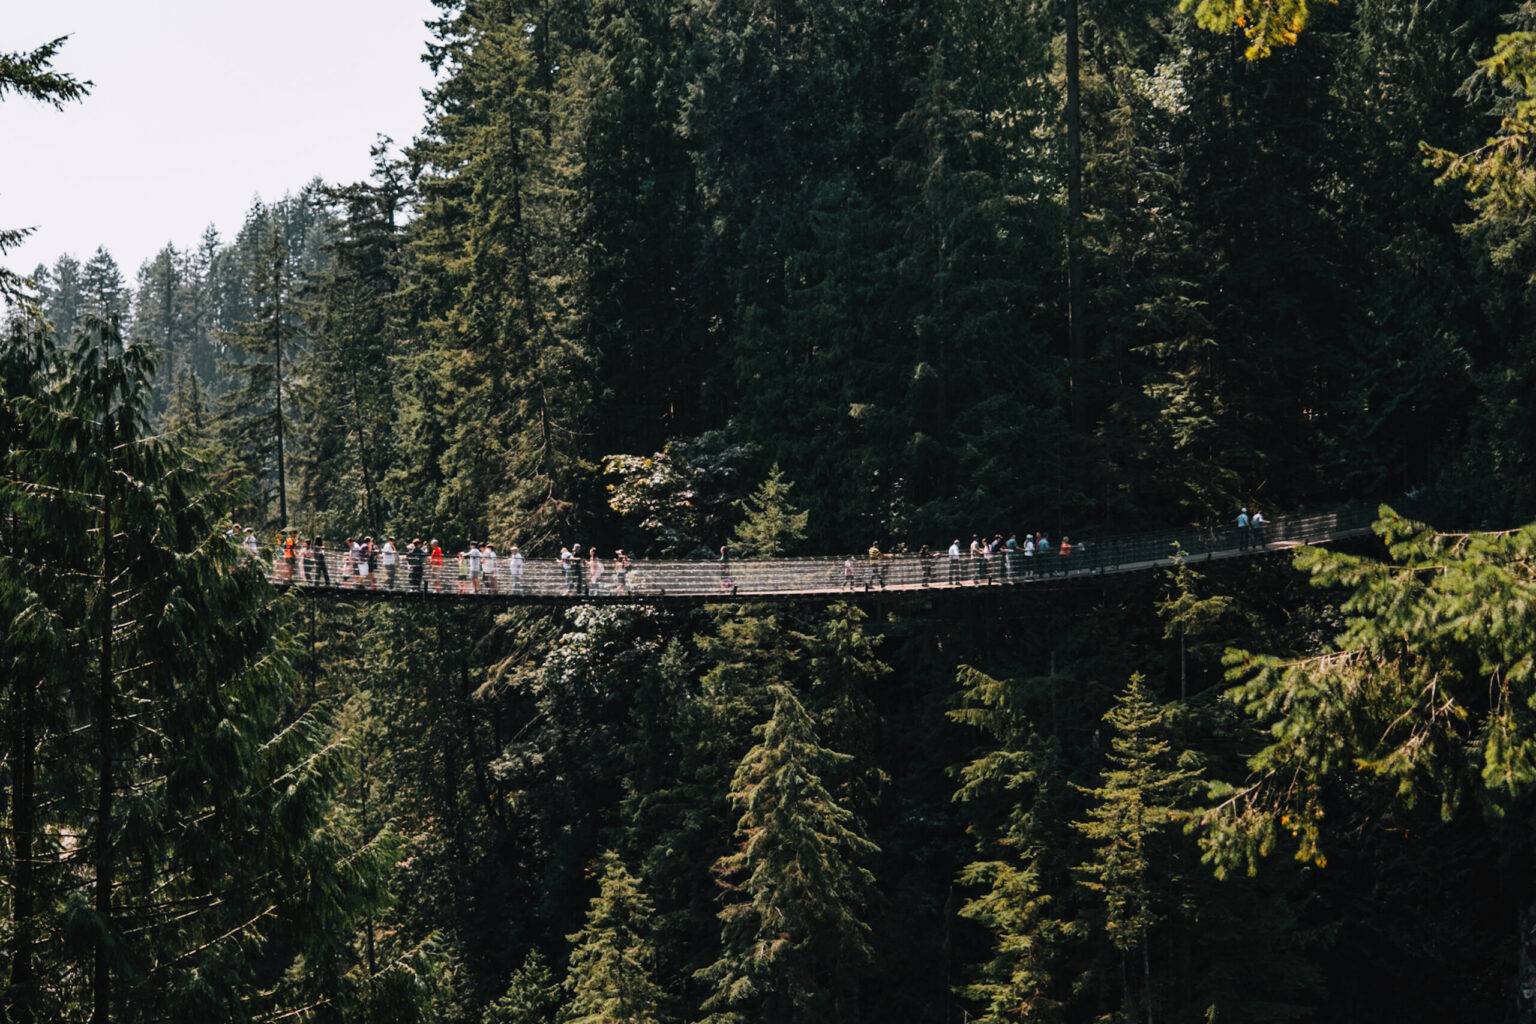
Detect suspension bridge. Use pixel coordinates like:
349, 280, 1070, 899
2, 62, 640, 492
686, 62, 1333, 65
260, 504, 1381, 605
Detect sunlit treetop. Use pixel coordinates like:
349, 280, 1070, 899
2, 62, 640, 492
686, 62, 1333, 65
1180, 0, 1336, 60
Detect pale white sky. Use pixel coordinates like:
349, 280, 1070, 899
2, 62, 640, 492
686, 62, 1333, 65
2, 0, 438, 277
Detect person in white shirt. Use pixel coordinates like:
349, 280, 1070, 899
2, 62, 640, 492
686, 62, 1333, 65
482, 543, 498, 593
465, 543, 482, 592
242, 528, 260, 559
509, 545, 526, 594
947, 540, 962, 586
559, 545, 574, 594
382, 537, 398, 590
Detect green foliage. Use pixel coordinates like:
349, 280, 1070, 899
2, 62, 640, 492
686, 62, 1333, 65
0, 35, 89, 305
485, 949, 561, 1024
563, 853, 668, 1024
1179, 0, 1333, 59
731, 465, 810, 560
697, 684, 877, 1024
1204, 506, 1536, 876
1074, 675, 1201, 952
951, 666, 1081, 1024
0, 316, 391, 1020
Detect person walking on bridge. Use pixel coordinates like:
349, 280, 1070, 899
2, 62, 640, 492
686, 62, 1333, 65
482, 542, 498, 594
312, 538, 332, 587
1236, 507, 1251, 549
572, 544, 589, 596
382, 536, 398, 590
948, 539, 961, 585
429, 538, 444, 592
867, 543, 886, 590
509, 544, 525, 594
614, 549, 630, 595
464, 542, 483, 593
1251, 509, 1266, 547
588, 547, 604, 596
407, 539, 425, 592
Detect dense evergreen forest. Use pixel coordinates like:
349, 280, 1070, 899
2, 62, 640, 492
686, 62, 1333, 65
8, 0, 1536, 1020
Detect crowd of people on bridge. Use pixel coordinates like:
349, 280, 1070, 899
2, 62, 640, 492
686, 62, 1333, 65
229, 505, 1270, 598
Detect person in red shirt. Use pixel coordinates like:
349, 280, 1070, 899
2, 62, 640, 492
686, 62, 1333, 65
429, 538, 445, 593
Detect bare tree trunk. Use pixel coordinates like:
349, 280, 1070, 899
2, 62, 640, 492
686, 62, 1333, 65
1179, 630, 1187, 701
272, 245, 289, 528
92, 415, 114, 1024
1064, 0, 1087, 432
9, 671, 37, 1024
1143, 938, 1154, 1024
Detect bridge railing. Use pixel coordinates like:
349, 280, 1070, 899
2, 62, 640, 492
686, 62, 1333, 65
252, 502, 1382, 600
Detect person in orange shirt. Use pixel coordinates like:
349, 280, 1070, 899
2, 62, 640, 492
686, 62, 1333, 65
281, 531, 297, 581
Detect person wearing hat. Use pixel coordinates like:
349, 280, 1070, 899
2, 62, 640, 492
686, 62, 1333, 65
482, 542, 498, 594
242, 526, 261, 560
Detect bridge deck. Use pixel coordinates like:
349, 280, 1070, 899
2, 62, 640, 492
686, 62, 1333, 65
264, 505, 1378, 605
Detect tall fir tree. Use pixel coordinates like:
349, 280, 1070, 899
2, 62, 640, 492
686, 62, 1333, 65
563, 852, 669, 1024
696, 684, 877, 1024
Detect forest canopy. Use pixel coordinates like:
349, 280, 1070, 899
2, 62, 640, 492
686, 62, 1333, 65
7, 1, 1536, 1022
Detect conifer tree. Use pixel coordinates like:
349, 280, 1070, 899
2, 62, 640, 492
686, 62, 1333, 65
1155, 550, 1237, 700
1, 315, 390, 1021
950, 666, 1082, 1024
1074, 674, 1201, 1024
563, 852, 668, 1024
486, 949, 562, 1024
79, 246, 127, 321
299, 139, 408, 531
696, 684, 877, 1024
37, 253, 83, 341
0, 35, 88, 304
729, 464, 808, 560
219, 221, 297, 526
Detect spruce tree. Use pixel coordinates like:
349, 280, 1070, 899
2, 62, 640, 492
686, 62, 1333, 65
1, 315, 391, 1021
79, 247, 127, 321
950, 666, 1082, 1024
696, 684, 877, 1024
219, 221, 297, 527
563, 852, 668, 1024
486, 949, 561, 1024
0, 35, 89, 304
729, 464, 808, 560
1074, 674, 1201, 1024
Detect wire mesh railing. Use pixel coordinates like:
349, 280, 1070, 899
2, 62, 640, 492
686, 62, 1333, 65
250, 502, 1381, 602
